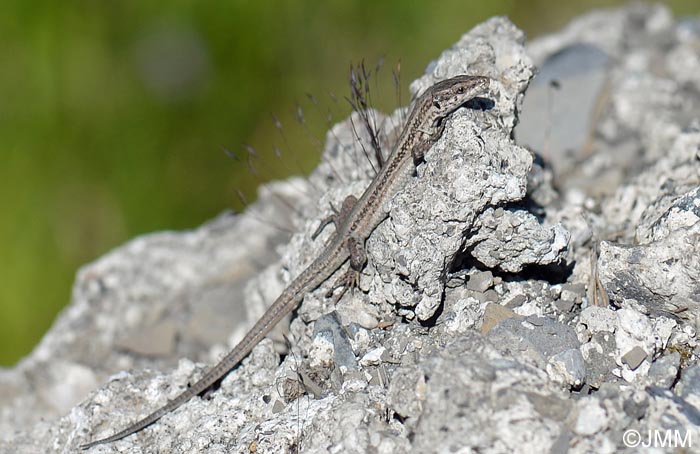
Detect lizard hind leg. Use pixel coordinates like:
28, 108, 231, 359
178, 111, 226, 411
325, 267, 361, 303
324, 234, 366, 303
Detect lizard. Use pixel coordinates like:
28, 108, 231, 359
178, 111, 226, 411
80, 74, 492, 449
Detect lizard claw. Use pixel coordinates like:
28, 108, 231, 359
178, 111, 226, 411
325, 268, 361, 303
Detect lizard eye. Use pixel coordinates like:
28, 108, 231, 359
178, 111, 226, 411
433, 101, 441, 109
456, 86, 465, 94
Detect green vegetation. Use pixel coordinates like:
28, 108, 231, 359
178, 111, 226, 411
0, 1, 696, 365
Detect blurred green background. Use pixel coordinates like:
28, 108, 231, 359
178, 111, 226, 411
1, 1, 697, 366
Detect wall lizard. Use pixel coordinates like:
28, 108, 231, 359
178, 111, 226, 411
80, 74, 491, 449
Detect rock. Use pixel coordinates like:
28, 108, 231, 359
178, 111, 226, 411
579, 306, 617, 334
505, 293, 527, 308
572, 399, 609, 436
3, 5, 700, 454
358, 346, 386, 367
579, 332, 617, 388
387, 366, 426, 419
367, 22, 540, 320
486, 316, 582, 374
621, 346, 647, 370
481, 302, 520, 334
467, 208, 570, 273
410, 334, 568, 453
312, 312, 358, 371
547, 348, 586, 388
613, 306, 676, 382
676, 364, 700, 409
553, 299, 575, 313
598, 212, 700, 316
115, 318, 177, 357
648, 351, 681, 388
560, 283, 586, 304
467, 270, 494, 292
516, 43, 612, 180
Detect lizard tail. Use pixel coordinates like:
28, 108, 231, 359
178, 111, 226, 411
80, 287, 302, 449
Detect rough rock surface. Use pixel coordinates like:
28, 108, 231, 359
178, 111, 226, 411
2, 4, 700, 453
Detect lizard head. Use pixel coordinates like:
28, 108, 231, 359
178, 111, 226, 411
428, 75, 491, 123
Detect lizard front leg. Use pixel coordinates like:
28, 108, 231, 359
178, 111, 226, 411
412, 120, 447, 164
311, 195, 358, 240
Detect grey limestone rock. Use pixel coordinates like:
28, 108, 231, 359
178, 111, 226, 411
3, 4, 700, 454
